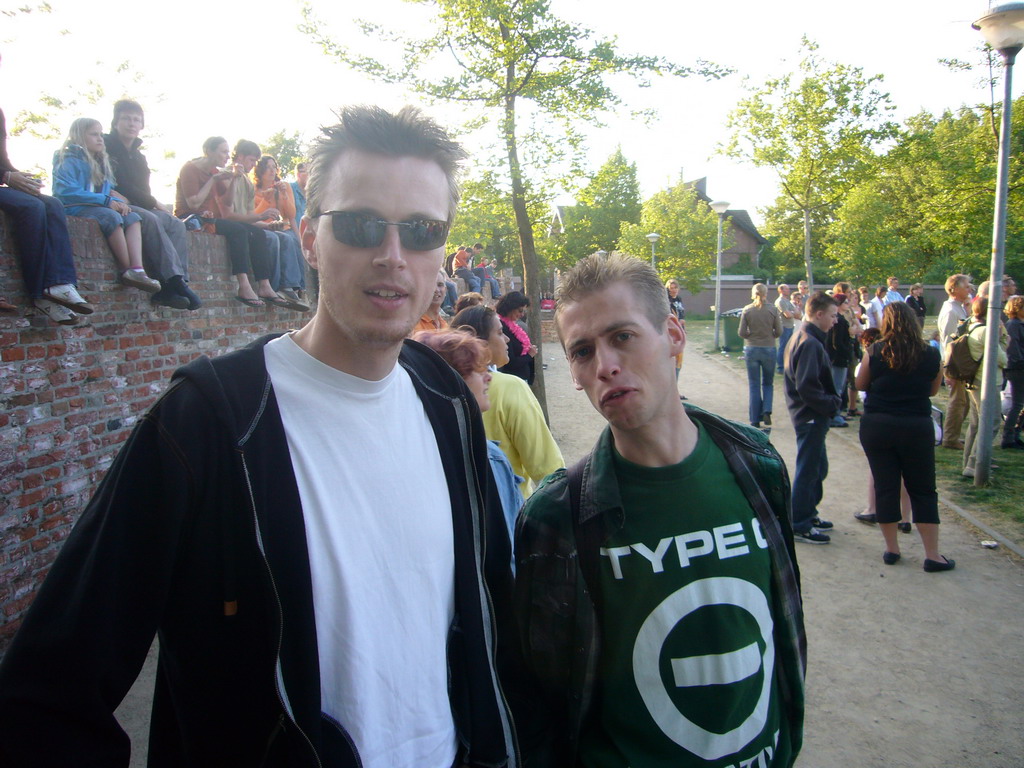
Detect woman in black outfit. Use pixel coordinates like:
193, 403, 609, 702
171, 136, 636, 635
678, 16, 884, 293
855, 302, 953, 572
1002, 294, 1024, 449
496, 291, 537, 384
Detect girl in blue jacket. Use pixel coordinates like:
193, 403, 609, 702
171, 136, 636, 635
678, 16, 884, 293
52, 118, 160, 292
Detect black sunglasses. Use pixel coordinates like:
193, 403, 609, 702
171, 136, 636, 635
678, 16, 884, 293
317, 210, 450, 251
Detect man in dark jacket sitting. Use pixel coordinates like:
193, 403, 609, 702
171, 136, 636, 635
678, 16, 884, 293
0, 105, 523, 768
103, 99, 200, 310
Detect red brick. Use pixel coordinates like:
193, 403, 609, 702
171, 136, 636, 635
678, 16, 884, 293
8, 394, 35, 407
17, 489, 45, 508
25, 420, 60, 438
21, 474, 43, 491
1, 347, 25, 362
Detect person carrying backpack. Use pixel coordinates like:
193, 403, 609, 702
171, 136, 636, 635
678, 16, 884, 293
961, 297, 1008, 478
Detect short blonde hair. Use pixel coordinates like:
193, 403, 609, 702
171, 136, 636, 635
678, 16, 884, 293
555, 254, 668, 342
1005, 295, 1024, 318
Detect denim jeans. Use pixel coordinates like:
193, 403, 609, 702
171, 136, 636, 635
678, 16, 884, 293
455, 267, 481, 293
792, 419, 830, 533
744, 346, 776, 425
0, 189, 78, 298
777, 326, 793, 372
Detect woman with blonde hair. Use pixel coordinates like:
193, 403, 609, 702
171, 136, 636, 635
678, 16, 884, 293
738, 282, 782, 430
52, 118, 159, 293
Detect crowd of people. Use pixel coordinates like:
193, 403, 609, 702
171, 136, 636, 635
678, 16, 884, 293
731, 271, 1022, 569
0, 98, 323, 322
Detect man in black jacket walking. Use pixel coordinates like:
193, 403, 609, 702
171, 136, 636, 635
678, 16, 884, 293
784, 291, 841, 544
0, 106, 522, 768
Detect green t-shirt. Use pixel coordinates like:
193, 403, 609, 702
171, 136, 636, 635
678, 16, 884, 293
578, 423, 791, 768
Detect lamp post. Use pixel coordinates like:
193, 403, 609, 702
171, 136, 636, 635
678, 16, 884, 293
645, 233, 660, 271
710, 200, 730, 350
972, 2, 1024, 486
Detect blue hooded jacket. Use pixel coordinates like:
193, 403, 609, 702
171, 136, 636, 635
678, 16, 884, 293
52, 144, 113, 208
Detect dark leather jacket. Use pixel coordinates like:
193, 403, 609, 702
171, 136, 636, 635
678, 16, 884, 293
514, 406, 805, 767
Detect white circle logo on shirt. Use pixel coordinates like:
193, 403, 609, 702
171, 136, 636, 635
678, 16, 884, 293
632, 576, 774, 761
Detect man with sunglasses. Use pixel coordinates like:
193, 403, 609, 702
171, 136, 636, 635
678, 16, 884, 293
0, 106, 523, 768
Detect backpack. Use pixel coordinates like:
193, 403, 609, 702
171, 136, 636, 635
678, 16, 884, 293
945, 322, 982, 386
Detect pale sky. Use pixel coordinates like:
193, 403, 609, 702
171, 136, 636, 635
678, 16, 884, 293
1, 0, 1003, 227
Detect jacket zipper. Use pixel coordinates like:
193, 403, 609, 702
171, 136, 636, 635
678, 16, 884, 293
241, 450, 324, 768
452, 392, 520, 768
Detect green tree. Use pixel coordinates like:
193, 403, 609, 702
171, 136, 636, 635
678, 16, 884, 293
829, 100, 1024, 284
257, 130, 308, 174
449, 170, 552, 268
551, 148, 641, 269
301, 0, 726, 413
617, 184, 728, 292
722, 38, 897, 287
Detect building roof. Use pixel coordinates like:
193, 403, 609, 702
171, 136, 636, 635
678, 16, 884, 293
683, 177, 768, 245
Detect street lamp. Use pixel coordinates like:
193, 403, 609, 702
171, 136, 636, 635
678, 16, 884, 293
710, 200, 730, 350
645, 233, 660, 270
972, 2, 1024, 486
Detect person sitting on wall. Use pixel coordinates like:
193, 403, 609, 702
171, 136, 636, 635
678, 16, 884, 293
103, 99, 201, 310
471, 243, 501, 299
251, 154, 309, 310
218, 141, 307, 312
453, 245, 481, 292
174, 136, 278, 307
0, 92, 93, 325
52, 118, 161, 296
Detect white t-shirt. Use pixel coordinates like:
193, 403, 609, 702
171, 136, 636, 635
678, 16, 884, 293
265, 334, 457, 768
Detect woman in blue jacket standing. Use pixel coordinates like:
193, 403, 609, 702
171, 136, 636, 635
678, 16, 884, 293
52, 118, 160, 293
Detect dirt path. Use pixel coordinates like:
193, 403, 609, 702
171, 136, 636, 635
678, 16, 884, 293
543, 342, 1024, 768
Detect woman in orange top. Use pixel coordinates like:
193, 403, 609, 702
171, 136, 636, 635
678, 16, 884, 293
252, 155, 307, 306
252, 156, 298, 233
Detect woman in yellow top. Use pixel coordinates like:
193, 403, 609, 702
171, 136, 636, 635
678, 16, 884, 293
452, 304, 564, 497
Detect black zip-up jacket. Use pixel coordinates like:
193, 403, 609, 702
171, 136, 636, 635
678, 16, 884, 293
826, 313, 853, 367
103, 133, 159, 209
0, 335, 523, 768
783, 321, 841, 425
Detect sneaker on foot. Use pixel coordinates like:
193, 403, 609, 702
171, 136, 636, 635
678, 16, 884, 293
795, 528, 831, 544
33, 298, 78, 326
811, 517, 834, 530
42, 284, 93, 314
121, 269, 161, 293
762, 412, 772, 426
829, 415, 848, 428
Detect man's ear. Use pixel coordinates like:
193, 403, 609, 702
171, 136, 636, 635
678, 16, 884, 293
299, 217, 318, 269
666, 314, 685, 355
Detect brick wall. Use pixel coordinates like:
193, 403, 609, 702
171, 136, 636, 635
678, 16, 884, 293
0, 214, 312, 652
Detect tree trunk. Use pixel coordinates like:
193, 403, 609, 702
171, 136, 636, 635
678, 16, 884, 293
500, 27, 548, 420
803, 207, 814, 289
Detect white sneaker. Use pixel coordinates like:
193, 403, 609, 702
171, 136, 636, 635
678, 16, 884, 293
42, 284, 93, 314
33, 298, 78, 326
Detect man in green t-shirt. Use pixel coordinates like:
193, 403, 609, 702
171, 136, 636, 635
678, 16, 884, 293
515, 254, 806, 768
